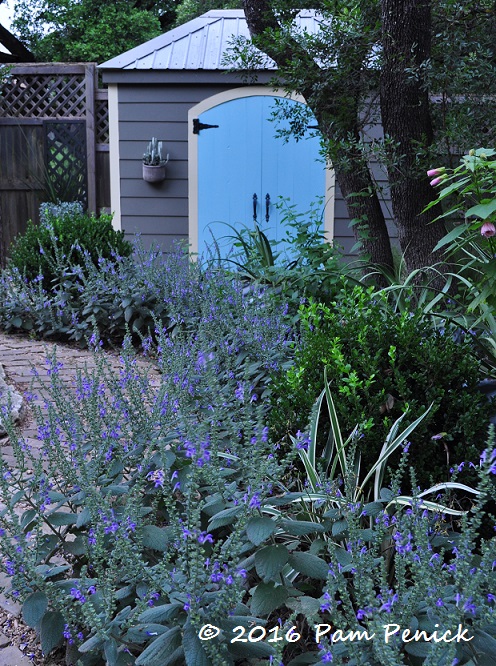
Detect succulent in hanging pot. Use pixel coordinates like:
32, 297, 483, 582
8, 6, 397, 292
142, 137, 169, 182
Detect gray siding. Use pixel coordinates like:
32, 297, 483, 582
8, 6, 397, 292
117, 82, 396, 257
118, 83, 241, 250
333, 114, 398, 259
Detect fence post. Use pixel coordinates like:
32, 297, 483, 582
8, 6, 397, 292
84, 63, 97, 213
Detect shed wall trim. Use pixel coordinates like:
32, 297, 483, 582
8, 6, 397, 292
108, 84, 122, 230
188, 86, 335, 255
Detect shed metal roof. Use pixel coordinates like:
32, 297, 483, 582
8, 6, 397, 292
99, 9, 322, 71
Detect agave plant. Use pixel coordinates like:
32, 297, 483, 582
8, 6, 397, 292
143, 137, 169, 166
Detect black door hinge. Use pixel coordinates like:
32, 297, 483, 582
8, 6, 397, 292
193, 118, 219, 134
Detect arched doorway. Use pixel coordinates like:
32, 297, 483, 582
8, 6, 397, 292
188, 88, 334, 259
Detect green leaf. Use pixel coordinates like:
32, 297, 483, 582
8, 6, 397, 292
47, 511, 77, 525
10, 489, 25, 507
23, 591, 48, 628
36, 564, 71, 579
288, 552, 328, 580
208, 506, 242, 530
142, 525, 169, 551
124, 305, 134, 322
251, 582, 288, 616
63, 537, 86, 556
246, 516, 276, 545
229, 637, 274, 659
436, 176, 471, 200
287, 654, 322, 665
362, 501, 384, 517
76, 507, 91, 528
40, 611, 65, 656
334, 547, 352, 567
432, 224, 468, 252
126, 624, 169, 645
331, 519, 348, 536
286, 595, 322, 617
323, 370, 347, 479
280, 520, 326, 536
255, 545, 289, 581
161, 647, 185, 666
138, 602, 184, 624
104, 638, 119, 666
183, 621, 212, 666
403, 641, 431, 657
20, 509, 37, 531
135, 626, 182, 666
78, 633, 105, 653
472, 629, 496, 655
465, 199, 496, 220
295, 446, 321, 493
308, 386, 326, 468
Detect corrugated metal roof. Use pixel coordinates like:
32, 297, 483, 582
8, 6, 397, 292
99, 10, 322, 71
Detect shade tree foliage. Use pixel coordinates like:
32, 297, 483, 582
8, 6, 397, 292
240, 0, 496, 272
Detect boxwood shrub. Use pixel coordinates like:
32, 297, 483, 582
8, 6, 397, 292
269, 285, 493, 489
8, 205, 132, 289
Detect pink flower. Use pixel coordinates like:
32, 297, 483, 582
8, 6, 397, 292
427, 168, 443, 177
481, 221, 496, 238
430, 176, 444, 187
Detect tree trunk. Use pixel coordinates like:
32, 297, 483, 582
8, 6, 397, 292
333, 165, 394, 271
380, 0, 446, 272
243, 0, 394, 274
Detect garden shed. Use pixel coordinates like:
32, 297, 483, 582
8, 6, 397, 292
99, 9, 394, 258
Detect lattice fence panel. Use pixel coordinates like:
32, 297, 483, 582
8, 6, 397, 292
0, 74, 87, 118
44, 121, 87, 206
95, 98, 109, 144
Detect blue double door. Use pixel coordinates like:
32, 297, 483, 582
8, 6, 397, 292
197, 95, 326, 260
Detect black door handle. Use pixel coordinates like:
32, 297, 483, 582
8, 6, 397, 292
253, 193, 258, 221
265, 193, 270, 222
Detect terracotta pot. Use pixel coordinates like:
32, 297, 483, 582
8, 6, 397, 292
143, 163, 166, 183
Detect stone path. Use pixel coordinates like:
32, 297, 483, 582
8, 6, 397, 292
0, 332, 159, 664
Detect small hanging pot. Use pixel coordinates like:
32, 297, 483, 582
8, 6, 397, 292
142, 162, 167, 183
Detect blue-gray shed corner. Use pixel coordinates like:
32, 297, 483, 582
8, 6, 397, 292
99, 9, 397, 258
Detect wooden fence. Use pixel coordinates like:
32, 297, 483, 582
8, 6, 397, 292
0, 63, 109, 264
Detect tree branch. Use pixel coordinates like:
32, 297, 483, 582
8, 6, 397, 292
242, 0, 322, 100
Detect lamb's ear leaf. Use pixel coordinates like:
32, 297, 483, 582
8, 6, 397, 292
22, 591, 48, 627
40, 610, 65, 656
183, 620, 212, 666
135, 626, 182, 666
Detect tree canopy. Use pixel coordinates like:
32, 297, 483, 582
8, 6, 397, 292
239, 0, 496, 273
9, 0, 241, 63
11, 0, 176, 63
175, 1, 241, 26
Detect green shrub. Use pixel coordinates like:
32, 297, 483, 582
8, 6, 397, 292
1, 332, 495, 665
8, 206, 132, 289
270, 285, 493, 488
211, 197, 350, 306
0, 243, 291, 401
